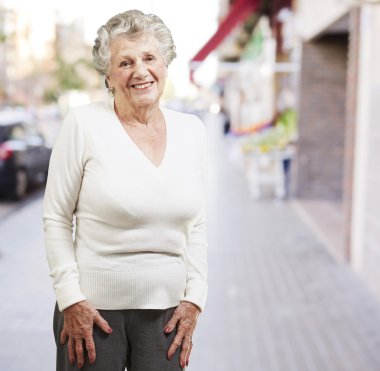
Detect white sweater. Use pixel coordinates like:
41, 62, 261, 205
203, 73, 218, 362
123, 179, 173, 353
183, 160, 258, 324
43, 99, 208, 312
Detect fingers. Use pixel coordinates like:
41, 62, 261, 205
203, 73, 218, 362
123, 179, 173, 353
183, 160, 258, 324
66, 333, 97, 367
85, 312, 112, 365
179, 336, 192, 369
167, 331, 184, 361
61, 302, 101, 368
164, 310, 180, 334
75, 337, 85, 368
165, 303, 199, 367
93, 311, 113, 334
60, 328, 68, 345
68, 337, 76, 365
63, 304, 112, 368
85, 334, 96, 364
167, 331, 193, 368
164, 310, 181, 361
186, 341, 193, 367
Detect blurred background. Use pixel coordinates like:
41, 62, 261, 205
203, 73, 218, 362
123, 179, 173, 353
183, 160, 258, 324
1, 0, 380, 370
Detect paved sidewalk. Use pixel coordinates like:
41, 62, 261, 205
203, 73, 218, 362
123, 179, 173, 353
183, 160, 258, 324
0, 194, 56, 371
1, 113, 380, 371
189, 114, 380, 371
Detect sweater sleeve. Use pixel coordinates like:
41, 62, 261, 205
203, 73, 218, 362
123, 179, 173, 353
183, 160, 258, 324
43, 110, 87, 311
183, 120, 208, 311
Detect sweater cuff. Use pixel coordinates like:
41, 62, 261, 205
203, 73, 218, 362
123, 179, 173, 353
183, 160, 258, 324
183, 280, 208, 312
55, 281, 86, 311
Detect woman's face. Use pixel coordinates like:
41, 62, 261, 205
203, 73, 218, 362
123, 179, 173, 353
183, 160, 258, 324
106, 34, 168, 109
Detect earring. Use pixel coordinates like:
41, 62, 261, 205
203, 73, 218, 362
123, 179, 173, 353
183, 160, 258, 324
108, 87, 115, 96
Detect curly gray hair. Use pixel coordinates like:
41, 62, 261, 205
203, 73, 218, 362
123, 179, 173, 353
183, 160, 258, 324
92, 9, 176, 76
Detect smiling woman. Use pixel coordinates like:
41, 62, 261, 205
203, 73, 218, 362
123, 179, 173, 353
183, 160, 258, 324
43, 9, 208, 371
107, 34, 168, 116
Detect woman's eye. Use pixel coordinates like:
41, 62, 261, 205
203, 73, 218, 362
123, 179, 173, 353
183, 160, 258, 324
145, 55, 156, 61
120, 61, 132, 67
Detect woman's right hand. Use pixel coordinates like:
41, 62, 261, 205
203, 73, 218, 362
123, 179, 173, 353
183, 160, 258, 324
60, 300, 113, 369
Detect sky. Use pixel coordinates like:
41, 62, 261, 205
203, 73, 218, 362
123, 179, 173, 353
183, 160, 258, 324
5, 0, 220, 97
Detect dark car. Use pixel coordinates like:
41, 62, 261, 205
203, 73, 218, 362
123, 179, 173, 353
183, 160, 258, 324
0, 110, 52, 200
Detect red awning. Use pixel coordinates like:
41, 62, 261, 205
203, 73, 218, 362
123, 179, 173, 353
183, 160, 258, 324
189, 0, 260, 83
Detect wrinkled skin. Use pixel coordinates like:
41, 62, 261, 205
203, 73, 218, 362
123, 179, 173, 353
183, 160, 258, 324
165, 301, 201, 368
60, 300, 112, 369
61, 300, 200, 369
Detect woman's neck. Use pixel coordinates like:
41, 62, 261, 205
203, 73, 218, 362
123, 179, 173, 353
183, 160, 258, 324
114, 97, 161, 127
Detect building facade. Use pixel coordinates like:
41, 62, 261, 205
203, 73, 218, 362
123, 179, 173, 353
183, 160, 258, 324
196, 0, 380, 301
295, 0, 380, 299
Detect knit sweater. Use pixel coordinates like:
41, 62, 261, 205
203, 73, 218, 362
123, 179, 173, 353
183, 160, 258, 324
43, 99, 208, 312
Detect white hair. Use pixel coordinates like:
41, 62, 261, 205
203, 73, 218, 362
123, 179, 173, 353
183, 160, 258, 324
92, 9, 176, 76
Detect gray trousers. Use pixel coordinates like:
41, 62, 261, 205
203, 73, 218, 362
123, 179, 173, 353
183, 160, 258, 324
54, 304, 182, 371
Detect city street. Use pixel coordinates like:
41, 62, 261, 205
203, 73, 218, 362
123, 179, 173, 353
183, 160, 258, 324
0, 188, 56, 370
1, 113, 380, 370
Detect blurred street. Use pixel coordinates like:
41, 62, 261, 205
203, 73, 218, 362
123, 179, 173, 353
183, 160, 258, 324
1, 113, 380, 370
0, 188, 56, 370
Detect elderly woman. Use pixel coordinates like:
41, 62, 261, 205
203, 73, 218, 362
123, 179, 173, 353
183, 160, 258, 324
43, 9, 208, 371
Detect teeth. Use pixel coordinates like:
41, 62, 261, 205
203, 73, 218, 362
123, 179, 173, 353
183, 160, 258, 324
133, 82, 153, 90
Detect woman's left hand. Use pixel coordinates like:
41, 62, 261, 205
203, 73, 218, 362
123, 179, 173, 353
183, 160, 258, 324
164, 301, 201, 368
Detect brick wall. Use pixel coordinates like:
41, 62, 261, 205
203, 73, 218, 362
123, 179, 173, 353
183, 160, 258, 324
296, 34, 348, 200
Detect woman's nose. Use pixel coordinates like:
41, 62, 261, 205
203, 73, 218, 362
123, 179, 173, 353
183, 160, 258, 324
133, 61, 148, 79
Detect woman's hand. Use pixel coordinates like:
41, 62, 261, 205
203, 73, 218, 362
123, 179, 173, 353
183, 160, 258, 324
60, 300, 112, 369
164, 301, 201, 368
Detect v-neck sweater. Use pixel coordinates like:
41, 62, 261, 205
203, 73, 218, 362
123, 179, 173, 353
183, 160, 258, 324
43, 99, 208, 312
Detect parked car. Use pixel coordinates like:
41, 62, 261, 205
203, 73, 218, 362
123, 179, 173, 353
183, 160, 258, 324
0, 110, 52, 200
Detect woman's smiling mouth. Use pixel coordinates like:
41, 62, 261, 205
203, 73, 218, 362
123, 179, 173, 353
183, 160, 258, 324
131, 82, 154, 90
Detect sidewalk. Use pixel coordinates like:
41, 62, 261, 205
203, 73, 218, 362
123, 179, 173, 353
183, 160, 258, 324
1, 113, 380, 371
0, 194, 56, 371
190, 114, 380, 371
